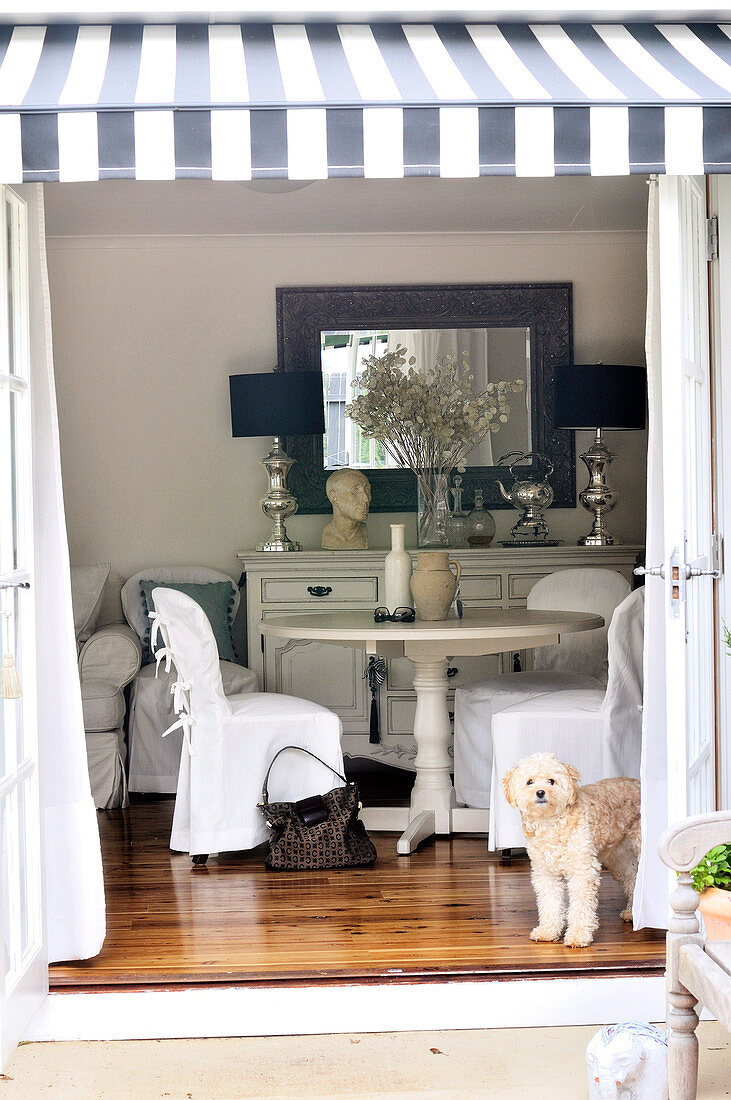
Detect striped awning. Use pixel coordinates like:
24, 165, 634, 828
1, 22, 730, 182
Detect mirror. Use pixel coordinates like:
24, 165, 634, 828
276, 283, 575, 514
321, 327, 531, 471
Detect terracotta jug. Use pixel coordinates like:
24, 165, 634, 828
410, 552, 462, 621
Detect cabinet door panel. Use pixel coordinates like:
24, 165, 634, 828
264, 636, 369, 726
386, 697, 418, 736
508, 573, 548, 600
459, 574, 502, 601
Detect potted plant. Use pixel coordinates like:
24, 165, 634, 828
691, 843, 731, 940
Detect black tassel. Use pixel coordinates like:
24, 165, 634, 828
369, 695, 380, 744
364, 656, 387, 746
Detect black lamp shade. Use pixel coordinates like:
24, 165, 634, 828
229, 371, 326, 437
553, 364, 647, 430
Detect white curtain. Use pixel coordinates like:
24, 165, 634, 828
20, 184, 106, 961
633, 177, 669, 930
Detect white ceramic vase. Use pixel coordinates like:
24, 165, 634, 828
384, 524, 413, 610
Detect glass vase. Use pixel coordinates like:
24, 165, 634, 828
445, 474, 471, 549
416, 471, 450, 548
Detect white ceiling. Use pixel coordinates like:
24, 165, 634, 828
43, 176, 649, 237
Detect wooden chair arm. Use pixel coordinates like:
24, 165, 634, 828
659, 811, 731, 874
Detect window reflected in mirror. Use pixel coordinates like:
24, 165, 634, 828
321, 327, 532, 472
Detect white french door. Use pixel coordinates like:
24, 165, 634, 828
657, 175, 717, 823
0, 186, 46, 1064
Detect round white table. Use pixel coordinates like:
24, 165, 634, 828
260, 608, 603, 855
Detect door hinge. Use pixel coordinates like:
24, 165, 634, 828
707, 215, 719, 262
711, 532, 724, 578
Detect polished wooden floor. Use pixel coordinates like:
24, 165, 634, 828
51, 797, 665, 990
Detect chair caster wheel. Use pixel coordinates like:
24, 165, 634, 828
192, 854, 208, 866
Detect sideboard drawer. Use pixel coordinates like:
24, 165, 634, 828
459, 574, 502, 602
261, 576, 379, 604
508, 573, 548, 600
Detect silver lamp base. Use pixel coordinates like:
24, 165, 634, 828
577, 429, 619, 547
257, 436, 302, 552
257, 535, 302, 552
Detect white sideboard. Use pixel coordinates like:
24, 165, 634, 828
237, 546, 643, 771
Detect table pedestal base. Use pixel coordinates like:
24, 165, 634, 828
360, 805, 492, 854
360, 655, 492, 853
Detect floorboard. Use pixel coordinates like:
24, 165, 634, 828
50, 799, 665, 989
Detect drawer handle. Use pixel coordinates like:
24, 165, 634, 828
447, 666, 459, 678
307, 585, 333, 598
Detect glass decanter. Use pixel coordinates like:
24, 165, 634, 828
467, 487, 496, 547
445, 475, 470, 549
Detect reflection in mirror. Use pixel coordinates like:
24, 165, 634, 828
321, 327, 531, 472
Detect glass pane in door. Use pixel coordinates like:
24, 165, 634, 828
9, 390, 18, 569
1, 792, 19, 987
11, 589, 25, 765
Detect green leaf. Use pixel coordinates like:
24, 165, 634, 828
690, 843, 731, 891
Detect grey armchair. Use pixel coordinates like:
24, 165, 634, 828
72, 567, 142, 809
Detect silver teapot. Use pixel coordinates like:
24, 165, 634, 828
497, 451, 554, 541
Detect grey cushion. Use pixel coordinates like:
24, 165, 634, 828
139, 579, 236, 664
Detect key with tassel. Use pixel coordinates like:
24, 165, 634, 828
1, 610, 22, 699
364, 656, 387, 745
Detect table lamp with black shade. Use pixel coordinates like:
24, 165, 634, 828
553, 363, 647, 546
230, 371, 325, 552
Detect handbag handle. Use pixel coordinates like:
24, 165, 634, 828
261, 746, 348, 804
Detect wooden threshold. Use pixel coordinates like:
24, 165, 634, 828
50, 799, 665, 991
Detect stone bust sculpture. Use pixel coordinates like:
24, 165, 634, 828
321, 468, 372, 550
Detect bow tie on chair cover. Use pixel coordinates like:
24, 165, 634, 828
151, 610, 197, 756
150, 611, 196, 756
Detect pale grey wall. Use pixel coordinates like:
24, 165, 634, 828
46, 227, 647, 580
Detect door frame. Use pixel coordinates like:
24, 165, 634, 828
708, 175, 731, 812
15, 170, 730, 1043
0, 184, 47, 1065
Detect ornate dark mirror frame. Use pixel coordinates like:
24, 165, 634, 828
276, 283, 575, 514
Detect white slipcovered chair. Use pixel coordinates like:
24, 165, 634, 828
487, 586, 644, 850
150, 586, 344, 861
454, 567, 632, 813
123, 566, 258, 793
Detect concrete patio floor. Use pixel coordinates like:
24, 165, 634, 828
3, 1022, 729, 1098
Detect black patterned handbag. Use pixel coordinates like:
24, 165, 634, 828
259, 747, 377, 871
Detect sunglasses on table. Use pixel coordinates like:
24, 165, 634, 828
373, 606, 416, 624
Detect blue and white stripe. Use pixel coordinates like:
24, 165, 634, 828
0, 21, 729, 182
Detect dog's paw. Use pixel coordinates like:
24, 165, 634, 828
563, 929, 593, 948
530, 925, 562, 942
620, 908, 633, 922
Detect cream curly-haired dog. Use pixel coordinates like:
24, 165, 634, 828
502, 753, 641, 948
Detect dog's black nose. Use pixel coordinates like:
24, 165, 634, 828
535, 789, 546, 799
